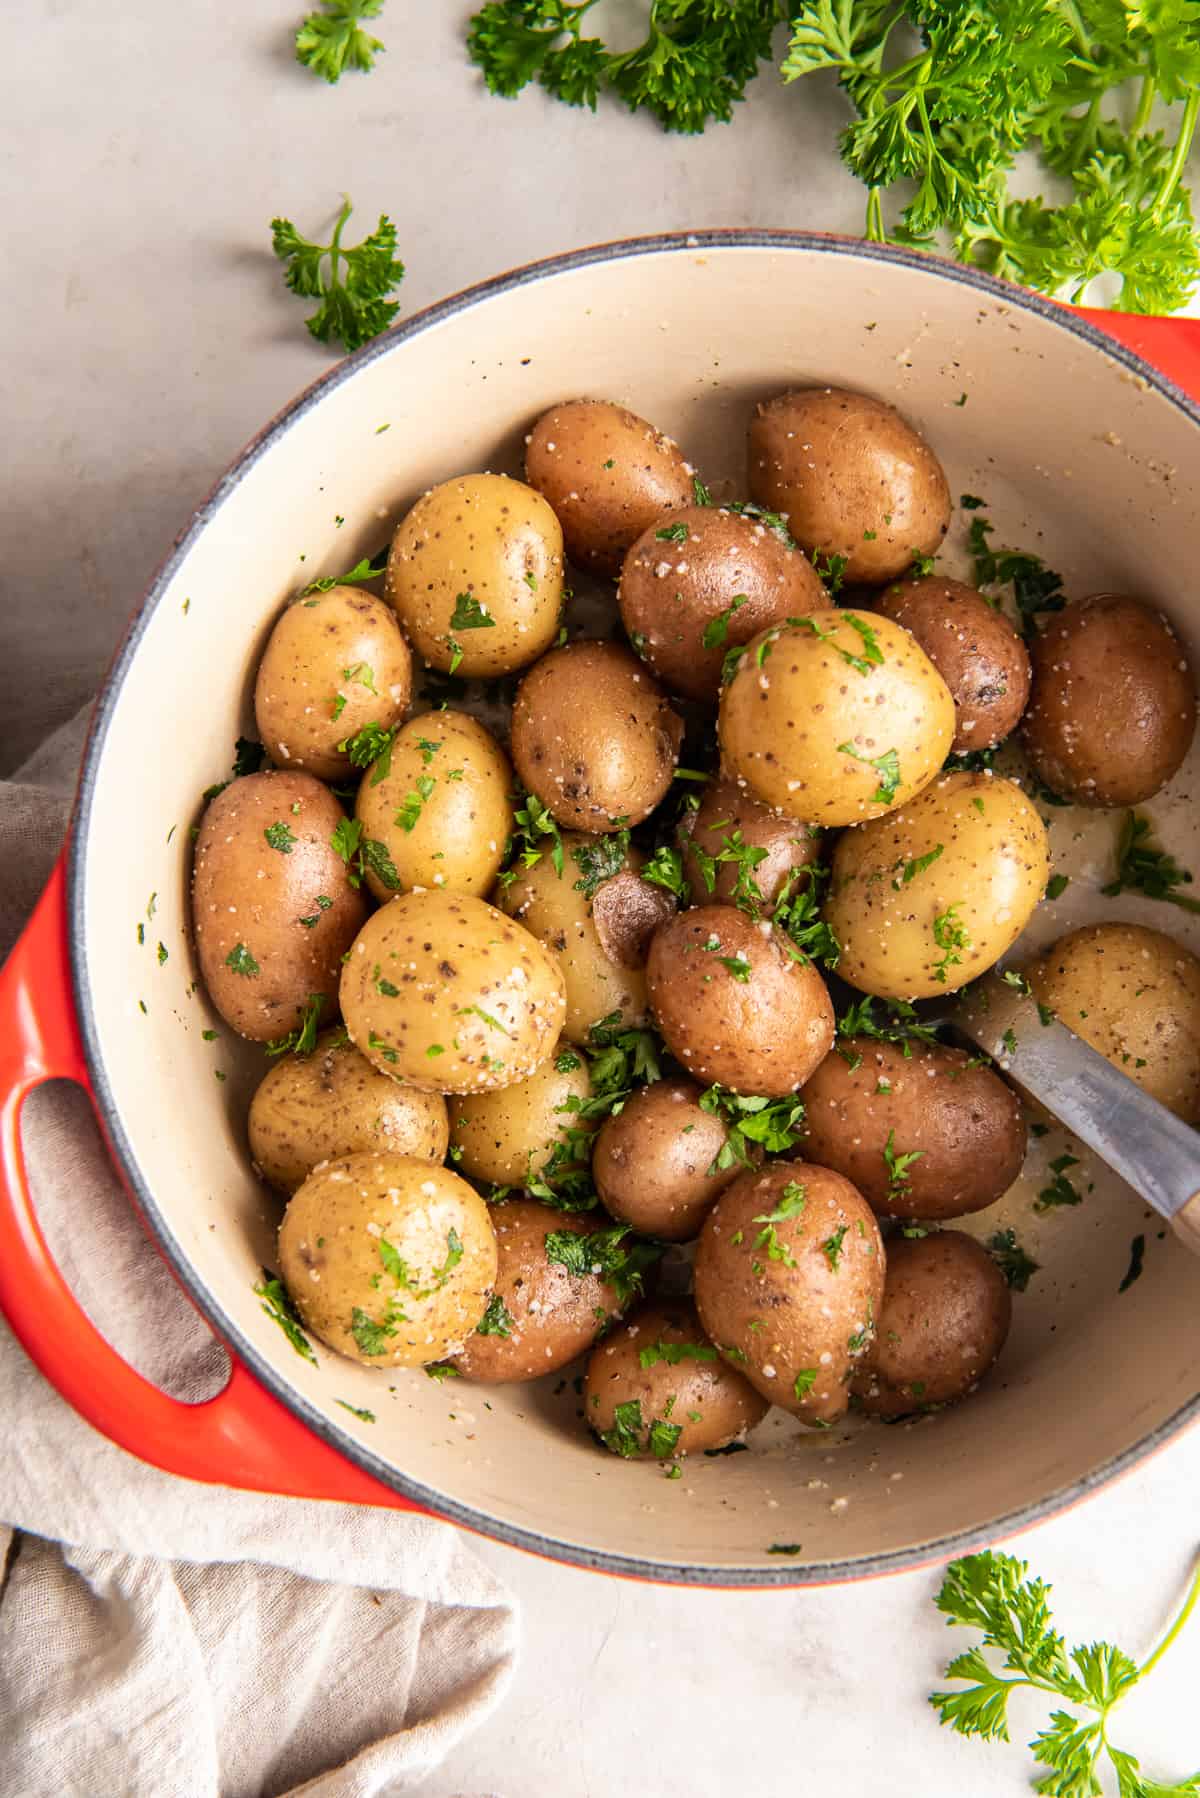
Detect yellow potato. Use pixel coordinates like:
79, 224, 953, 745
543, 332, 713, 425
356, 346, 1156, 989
340, 891, 567, 1092
496, 832, 651, 1043
448, 1043, 595, 1186
385, 473, 565, 677
1025, 922, 1200, 1123
277, 1152, 497, 1367
255, 585, 412, 781
248, 1029, 449, 1193
825, 771, 1049, 999
355, 710, 513, 901
718, 609, 955, 826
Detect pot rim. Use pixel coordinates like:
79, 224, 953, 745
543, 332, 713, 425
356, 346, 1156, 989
66, 229, 1200, 1585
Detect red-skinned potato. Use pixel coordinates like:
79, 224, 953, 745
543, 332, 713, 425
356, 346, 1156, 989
618, 505, 827, 701
874, 576, 1031, 752
748, 388, 951, 584
852, 1232, 1011, 1417
1021, 593, 1196, 806
192, 771, 367, 1043
693, 1162, 885, 1425
586, 1301, 768, 1457
647, 904, 834, 1096
525, 399, 694, 575
510, 641, 683, 832
801, 1038, 1026, 1219
681, 775, 823, 910
592, 1077, 748, 1241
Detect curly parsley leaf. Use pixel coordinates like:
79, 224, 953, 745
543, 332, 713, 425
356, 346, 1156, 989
295, 0, 385, 83
271, 199, 405, 353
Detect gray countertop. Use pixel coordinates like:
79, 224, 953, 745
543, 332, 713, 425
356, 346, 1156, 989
9, 5, 1200, 1792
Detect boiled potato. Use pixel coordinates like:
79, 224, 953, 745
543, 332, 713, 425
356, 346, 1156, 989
747, 388, 951, 584
192, 771, 367, 1042
451, 1200, 625, 1382
497, 833, 661, 1042
448, 1042, 595, 1186
718, 609, 955, 825
618, 504, 827, 701
826, 771, 1049, 999
510, 641, 683, 832
355, 710, 513, 900
525, 399, 694, 575
647, 904, 834, 1097
874, 576, 1031, 752
693, 1162, 884, 1425
255, 585, 412, 781
277, 1152, 496, 1367
340, 891, 566, 1092
1022, 594, 1196, 806
249, 1029, 449, 1193
1025, 921, 1200, 1123
385, 473, 565, 677
593, 1077, 748, 1241
852, 1233, 1011, 1418
586, 1301, 768, 1458
681, 775, 823, 911
802, 1039, 1026, 1219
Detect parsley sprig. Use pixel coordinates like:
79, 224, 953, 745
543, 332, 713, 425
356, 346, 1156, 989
930, 1549, 1200, 1796
698, 1086, 807, 1174
271, 199, 405, 353
496, 791, 565, 887
467, 0, 783, 135
544, 1222, 663, 1306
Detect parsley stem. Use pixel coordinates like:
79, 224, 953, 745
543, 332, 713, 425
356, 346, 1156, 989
327, 194, 353, 297
865, 186, 885, 243
1056, 0, 1091, 56
1131, 76, 1156, 138
1151, 90, 1200, 219
1138, 1552, 1200, 1680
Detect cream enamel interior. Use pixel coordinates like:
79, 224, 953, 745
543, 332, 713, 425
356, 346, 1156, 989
73, 239, 1200, 1580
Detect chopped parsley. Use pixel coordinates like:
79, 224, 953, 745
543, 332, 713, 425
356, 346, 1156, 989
395, 774, 436, 832
544, 1221, 662, 1305
449, 590, 496, 630
264, 820, 298, 854
572, 830, 630, 898
986, 1229, 1039, 1292
254, 1272, 316, 1363
655, 521, 689, 543
640, 842, 690, 901
334, 1399, 376, 1422
884, 1129, 924, 1198
893, 844, 943, 889
968, 515, 1065, 636
931, 904, 970, 983
1045, 873, 1070, 901
638, 1340, 719, 1370
699, 1088, 806, 1173
298, 894, 334, 928
837, 741, 901, 804
1035, 1153, 1082, 1212
476, 1293, 515, 1337
793, 1368, 818, 1400
791, 611, 884, 675
225, 943, 260, 978
265, 993, 326, 1057
1119, 1233, 1146, 1293
1102, 811, 1200, 913
496, 791, 564, 887
338, 720, 396, 784
701, 594, 748, 650
836, 995, 939, 1061
821, 1226, 848, 1271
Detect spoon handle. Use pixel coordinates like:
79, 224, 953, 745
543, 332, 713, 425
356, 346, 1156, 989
953, 976, 1200, 1247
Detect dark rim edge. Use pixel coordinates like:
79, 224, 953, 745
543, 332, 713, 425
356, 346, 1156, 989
67, 229, 1200, 1586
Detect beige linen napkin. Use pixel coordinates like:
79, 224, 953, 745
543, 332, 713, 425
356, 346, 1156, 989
0, 712, 515, 1798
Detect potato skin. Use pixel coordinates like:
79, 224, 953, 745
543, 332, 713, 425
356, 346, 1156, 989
826, 771, 1049, 1000
748, 388, 951, 584
451, 1201, 622, 1382
510, 641, 683, 832
618, 505, 828, 701
801, 1039, 1026, 1220
647, 905, 834, 1096
681, 775, 823, 910
448, 1043, 595, 1186
278, 1153, 497, 1367
1026, 922, 1200, 1124
249, 1029, 450, 1193
874, 576, 1031, 752
385, 473, 565, 677
852, 1233, 1011, 1418
192, 772, 368, 1042
1021, 594, 1196, 806
593, 1077, 747, 1241
355, 710, 514, 901
497, 831, 652, 1042
718, 610, 956, 825
525, 399, 694, 576
586, 1301, 768, 1456
693, 1162, 884, 1425
340, 891, 566, 1093
255, 585, 412, 781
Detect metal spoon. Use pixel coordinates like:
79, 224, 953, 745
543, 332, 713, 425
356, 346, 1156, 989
949, 973, 1200, 1255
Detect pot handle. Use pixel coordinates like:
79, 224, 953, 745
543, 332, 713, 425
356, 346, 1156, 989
0, 854, 412, 1509
1075, 308, 1200, 395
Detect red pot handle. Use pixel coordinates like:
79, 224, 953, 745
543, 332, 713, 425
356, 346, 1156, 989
1075, 308, 1200, 394
0, 854, 415, 1509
